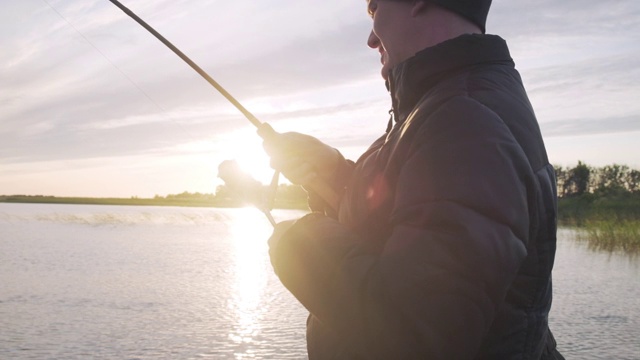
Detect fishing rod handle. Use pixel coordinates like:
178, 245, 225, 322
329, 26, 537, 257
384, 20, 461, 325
257, 123, 341, 211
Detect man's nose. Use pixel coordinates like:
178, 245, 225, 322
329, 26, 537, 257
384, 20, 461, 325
367, 30, 380, 49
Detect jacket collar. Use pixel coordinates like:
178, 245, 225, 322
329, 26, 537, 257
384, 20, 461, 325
388, 34, 514, 123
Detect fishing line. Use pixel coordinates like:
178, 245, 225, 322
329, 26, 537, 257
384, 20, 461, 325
105, 0, 339, 210
41, 0, 168, 115
41, 0, 221, 197
42, 0, 339, 212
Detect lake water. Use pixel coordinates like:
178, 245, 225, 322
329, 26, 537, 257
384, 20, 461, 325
1, 203, 638, 359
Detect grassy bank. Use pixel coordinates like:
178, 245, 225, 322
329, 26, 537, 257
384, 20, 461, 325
558, 193, 640, 254
580, 219, 640, 253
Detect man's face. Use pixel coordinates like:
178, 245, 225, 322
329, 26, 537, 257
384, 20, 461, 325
366, 0, 416, 81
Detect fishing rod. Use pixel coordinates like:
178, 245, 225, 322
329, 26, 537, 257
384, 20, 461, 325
107, 0, 340, 216
107, 0, 260, 127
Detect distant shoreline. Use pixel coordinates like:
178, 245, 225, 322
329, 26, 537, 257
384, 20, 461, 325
0, 195, 308, 210
3, 193, 639, 254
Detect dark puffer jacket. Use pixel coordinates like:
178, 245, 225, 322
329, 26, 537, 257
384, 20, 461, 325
271, 34, 562, 359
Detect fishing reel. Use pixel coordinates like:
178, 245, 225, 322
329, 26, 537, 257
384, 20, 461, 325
217, 159, 279, 226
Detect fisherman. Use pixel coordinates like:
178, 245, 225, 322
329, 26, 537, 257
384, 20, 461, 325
260, 0, 564, 358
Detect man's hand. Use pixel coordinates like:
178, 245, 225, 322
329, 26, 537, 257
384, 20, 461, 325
257, 123, 341, 186
267, 219, 297, 272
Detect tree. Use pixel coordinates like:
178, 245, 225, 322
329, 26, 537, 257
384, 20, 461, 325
563, 161, 590, 197
215, 185, 231, 200
596, 164, 628, 195
276, 184, 307, 202
626, 170, 640, 193
554, 165, 567, 197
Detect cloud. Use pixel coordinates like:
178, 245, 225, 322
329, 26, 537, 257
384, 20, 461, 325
0, 1, 382, 168
0, 3, 376, 108
525, 51, 640, 124
490, 0, 640, 38
542, 115, 640, 137
2, 0, 639, 196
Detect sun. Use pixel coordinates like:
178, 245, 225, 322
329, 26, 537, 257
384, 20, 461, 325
223, 128, 278, 186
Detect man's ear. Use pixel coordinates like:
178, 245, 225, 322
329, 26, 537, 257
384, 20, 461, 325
411, 0, 430, 16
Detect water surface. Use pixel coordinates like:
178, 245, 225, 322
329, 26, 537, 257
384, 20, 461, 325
1, 203, 308, 359
1, 204, 638, 359
551, 229, 640, 359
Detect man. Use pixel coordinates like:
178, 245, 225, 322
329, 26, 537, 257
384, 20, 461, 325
260, 0, 564, 358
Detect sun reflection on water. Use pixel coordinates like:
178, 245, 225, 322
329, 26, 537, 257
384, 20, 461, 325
227, 208, 272, 353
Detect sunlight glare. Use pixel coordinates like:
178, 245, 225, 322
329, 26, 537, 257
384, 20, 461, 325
223, 129, 275, 185
227, 208, 272, 347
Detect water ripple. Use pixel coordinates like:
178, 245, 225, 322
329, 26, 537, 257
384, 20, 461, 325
2, 206, 639, 359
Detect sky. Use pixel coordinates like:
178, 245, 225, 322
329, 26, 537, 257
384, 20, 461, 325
1, 0, 639, 198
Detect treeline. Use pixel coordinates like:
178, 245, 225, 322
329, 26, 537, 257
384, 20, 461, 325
554, 162, 640, 220
165, 162, 640, 214
554, 162, 640, 198
154, 191, 217, 201
0, 185, 310, 209
0, 194, 217, 208
554, 162, 640, 253
212, 184, 309, 208
148, 184, 309, 209
3, 162, 638, 210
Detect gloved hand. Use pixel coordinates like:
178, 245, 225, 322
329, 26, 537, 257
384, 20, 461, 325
257, 123, 341, 186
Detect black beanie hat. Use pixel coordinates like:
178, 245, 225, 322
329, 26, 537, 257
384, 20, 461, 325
431, 0, 492, 33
